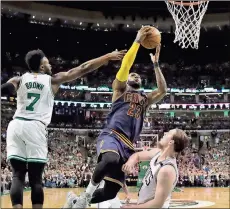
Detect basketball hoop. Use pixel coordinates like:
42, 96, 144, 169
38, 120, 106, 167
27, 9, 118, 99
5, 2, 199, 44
165, 1, 209, 49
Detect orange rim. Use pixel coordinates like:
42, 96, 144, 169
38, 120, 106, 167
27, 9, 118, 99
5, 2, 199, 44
167, 0, 207, 6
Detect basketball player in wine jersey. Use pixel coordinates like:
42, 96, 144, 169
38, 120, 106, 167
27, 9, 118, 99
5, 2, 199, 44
64, 26, 167, 209
1, 49, 126, 208
122, 129, 189, 208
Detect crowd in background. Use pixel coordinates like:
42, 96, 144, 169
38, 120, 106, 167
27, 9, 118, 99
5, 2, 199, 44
177, 135, 229, 187
1, 4, 230, 196
1, 128, 230, 193
2, 56, 230, 92
54, 90, 227, 104
1, 103, 229, 132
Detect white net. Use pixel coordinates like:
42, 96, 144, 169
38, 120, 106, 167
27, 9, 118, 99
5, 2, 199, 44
165, 1, 209, 49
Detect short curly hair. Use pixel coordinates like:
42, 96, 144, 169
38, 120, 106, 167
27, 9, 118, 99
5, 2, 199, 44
25, 49, 45, 72
173, 129, 189, 153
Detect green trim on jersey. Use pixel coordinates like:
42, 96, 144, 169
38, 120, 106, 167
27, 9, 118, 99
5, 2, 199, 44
15, 117, 46, 126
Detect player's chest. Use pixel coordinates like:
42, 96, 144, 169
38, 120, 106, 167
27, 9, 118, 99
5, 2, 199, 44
123, 92, 148, 106
143, 164, 161, 186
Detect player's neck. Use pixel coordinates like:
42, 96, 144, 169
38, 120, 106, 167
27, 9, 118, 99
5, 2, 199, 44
31, 71, 45, 75
160, 147, 176, 160
127, 85, 140, 91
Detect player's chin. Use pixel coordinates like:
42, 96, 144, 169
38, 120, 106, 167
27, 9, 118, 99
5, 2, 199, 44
127, 80, 141, 89
134, 82, 141, 89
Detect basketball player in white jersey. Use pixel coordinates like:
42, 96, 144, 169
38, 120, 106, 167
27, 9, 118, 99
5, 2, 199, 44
122, 129, 189, 208
1, 49, 126, 208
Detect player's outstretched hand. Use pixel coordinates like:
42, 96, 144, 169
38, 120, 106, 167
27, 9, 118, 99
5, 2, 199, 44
150, 44, 161, 63
125, 195, 131, 204
108, 50, 127, 60
135, 26, 152, 43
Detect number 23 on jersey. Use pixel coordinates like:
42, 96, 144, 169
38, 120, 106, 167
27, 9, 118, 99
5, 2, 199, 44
127, 103, 143, 119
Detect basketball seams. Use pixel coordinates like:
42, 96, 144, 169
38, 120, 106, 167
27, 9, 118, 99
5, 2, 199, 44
141, 27, 161, 49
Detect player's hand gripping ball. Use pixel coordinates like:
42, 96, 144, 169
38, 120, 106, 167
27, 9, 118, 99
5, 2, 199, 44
141, 26, 161, 49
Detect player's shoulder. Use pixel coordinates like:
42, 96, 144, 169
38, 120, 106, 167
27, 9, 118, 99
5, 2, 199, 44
158, 164, 177, 178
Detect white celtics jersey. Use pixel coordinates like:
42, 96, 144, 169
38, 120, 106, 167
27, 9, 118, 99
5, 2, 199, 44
13, 72, 54, 126
138, 152, 178, 208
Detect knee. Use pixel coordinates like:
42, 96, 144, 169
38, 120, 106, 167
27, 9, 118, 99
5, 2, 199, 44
105, 181, 121, 199
30, 182, 43, 190
105, 192, 117, 200
29, 175, 43, 188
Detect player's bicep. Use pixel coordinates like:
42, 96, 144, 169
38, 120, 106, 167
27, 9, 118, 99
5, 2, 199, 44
154, 166, 176, 207
112, 79, 126, 91
147, 89, 166, 105
51, 72, 69, 94
51, 72, 70, 85
7, 76, 21, 90
112, 79, 126, 102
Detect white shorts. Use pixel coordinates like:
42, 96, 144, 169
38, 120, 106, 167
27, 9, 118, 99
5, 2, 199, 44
7, 118, 48, 163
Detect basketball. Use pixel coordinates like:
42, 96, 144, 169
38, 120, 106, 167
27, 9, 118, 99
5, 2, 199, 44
141, 27, 161, 49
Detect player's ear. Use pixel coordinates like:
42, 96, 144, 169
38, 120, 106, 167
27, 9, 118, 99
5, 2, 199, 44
169, 140, 174, 145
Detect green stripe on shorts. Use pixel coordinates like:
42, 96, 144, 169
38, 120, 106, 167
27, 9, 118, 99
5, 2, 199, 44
27, 158, 47, 163
8, 155, 27, 162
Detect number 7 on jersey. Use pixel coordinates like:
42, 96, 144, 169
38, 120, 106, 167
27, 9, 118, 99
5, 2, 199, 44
26, 93, 40, 111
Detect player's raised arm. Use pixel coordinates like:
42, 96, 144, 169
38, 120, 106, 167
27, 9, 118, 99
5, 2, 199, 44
112, 26, 152, 102
122, 148, 160, 174
51, 50, 126, 93
147, 44, 167, 105
1, 76, 21, 95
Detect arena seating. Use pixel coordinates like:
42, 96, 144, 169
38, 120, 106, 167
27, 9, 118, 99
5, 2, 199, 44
1, 11, 230, 194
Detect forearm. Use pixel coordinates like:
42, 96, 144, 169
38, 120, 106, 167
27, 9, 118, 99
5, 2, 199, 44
129, 150, 152, 164
68, 54, 111, 80
154, 63, 167, 93
123, 183, 129, 195
116, 42, 140, 82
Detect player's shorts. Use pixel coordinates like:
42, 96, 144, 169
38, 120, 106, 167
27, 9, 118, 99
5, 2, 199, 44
96, 129, 135, 186
6, 118, 48, 163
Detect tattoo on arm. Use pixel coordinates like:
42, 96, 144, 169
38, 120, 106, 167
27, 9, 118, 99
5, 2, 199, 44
147, 64, 167, 105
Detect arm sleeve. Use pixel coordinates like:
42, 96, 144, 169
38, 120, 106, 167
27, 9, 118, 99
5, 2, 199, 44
1, 82, 16, 95
116, 42, 140, 82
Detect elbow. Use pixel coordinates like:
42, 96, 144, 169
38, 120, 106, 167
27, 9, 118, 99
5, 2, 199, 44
153, 200, 164, 208
159, 88, 167, 95
81, 62, 93, 71
156, 203, 164, 208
